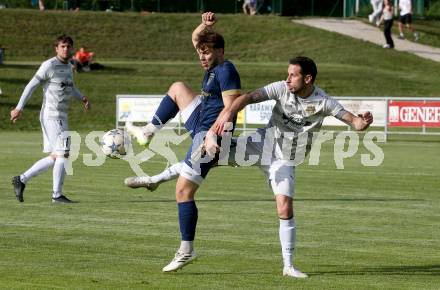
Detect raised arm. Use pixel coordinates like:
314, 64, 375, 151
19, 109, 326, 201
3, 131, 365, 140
192, 12, 217, 49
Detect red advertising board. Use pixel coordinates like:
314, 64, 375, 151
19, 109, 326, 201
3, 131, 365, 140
388, 101, 440, 127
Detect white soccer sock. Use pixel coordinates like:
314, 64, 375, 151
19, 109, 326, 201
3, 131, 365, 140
179, 240, 194, 254
150, 162, 183, 184
279, 217, 296, 268
52, 157, 67, 198
144, 123, 160, 134
21, 156, 55, 184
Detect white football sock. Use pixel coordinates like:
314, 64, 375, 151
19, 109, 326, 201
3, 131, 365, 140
52, 157, 67, 198
144, 123, 160, 134
279, 217, 296, 268
21, 156, 55, 184
179, 240, 194, 254
150, 162, 182, 184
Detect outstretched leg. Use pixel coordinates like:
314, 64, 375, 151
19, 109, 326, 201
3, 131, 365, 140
124, 162, 183, 191
126, 82, 197, 146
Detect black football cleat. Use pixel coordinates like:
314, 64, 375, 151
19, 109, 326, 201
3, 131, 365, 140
12, 176, 25, 202
52, 195, 74, 204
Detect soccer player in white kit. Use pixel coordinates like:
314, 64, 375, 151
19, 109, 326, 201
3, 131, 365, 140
10, 35, 90, 203
125, 56, 373, 278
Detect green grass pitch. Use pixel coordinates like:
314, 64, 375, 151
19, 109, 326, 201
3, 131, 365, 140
1, 131, 439, 289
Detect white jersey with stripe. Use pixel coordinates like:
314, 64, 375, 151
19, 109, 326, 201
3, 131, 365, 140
259, 81, 346, 160
16, 57, 83, 120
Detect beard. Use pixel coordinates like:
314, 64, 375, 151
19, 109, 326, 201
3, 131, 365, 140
291, 84, 305, 95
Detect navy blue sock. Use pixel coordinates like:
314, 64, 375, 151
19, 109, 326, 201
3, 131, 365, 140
151, 95, 179, 126
178, 200, 198, 241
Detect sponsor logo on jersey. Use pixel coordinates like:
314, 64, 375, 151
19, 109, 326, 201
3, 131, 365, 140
60, 80, 74, 91
282, 113, 312, 126
305, 105, 316, 115
200, 90, 212, 97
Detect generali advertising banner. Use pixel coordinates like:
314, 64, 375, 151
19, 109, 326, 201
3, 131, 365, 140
388, 101, 440, 127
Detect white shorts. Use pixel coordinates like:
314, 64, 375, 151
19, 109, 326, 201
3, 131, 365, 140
181, 96, 202, 123
229, 129, 295, 198
180, 162, 204, 186
260, 159, 295, 198
41, 119, 70, 154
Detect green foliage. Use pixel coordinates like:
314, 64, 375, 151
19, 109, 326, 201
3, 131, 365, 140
2, 0, 33, 8
427, 1, 440, 19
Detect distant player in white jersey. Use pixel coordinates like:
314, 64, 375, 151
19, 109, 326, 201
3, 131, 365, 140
125, 56, 373, 278
10, 35, 90, 203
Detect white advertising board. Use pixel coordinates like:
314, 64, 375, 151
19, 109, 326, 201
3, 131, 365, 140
245, 100, 276, 124
323, 99, 387, 127
116, 95, 180, 125
115, 96, 387, 128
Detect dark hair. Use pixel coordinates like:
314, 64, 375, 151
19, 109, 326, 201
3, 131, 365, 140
54, 35, 73, 47
289, 56, 317, 83
196, 30, 225, 50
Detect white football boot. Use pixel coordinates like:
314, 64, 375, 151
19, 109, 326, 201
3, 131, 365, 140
125, 122, 154, 146
283, 266, 308, 278
124, 176, 159, 191
162, 251, 197, 272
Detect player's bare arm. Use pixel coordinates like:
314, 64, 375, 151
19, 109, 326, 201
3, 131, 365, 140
204, 91, 240, 156
340, 111, 373, 131
192, 12, 217, 48
212, 89, 268, 136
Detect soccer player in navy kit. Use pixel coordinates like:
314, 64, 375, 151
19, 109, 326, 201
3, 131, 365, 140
126, 12, 241, 272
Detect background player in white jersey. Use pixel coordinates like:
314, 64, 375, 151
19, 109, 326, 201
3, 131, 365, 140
125, 56, 373, 278
10, 35, 90, 203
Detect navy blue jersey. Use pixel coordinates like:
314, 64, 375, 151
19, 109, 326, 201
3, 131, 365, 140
183, 60, 241, 179
196, 60, 241, 133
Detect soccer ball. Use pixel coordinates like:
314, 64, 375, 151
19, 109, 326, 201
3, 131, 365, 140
101, 129, 127, 158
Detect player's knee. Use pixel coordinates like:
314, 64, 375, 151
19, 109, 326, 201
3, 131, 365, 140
175, 187, 194, 202
52, 151, 69, 159
168, 81, 186, 95
276, 197, 293, 219
277, 206, 293, 219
